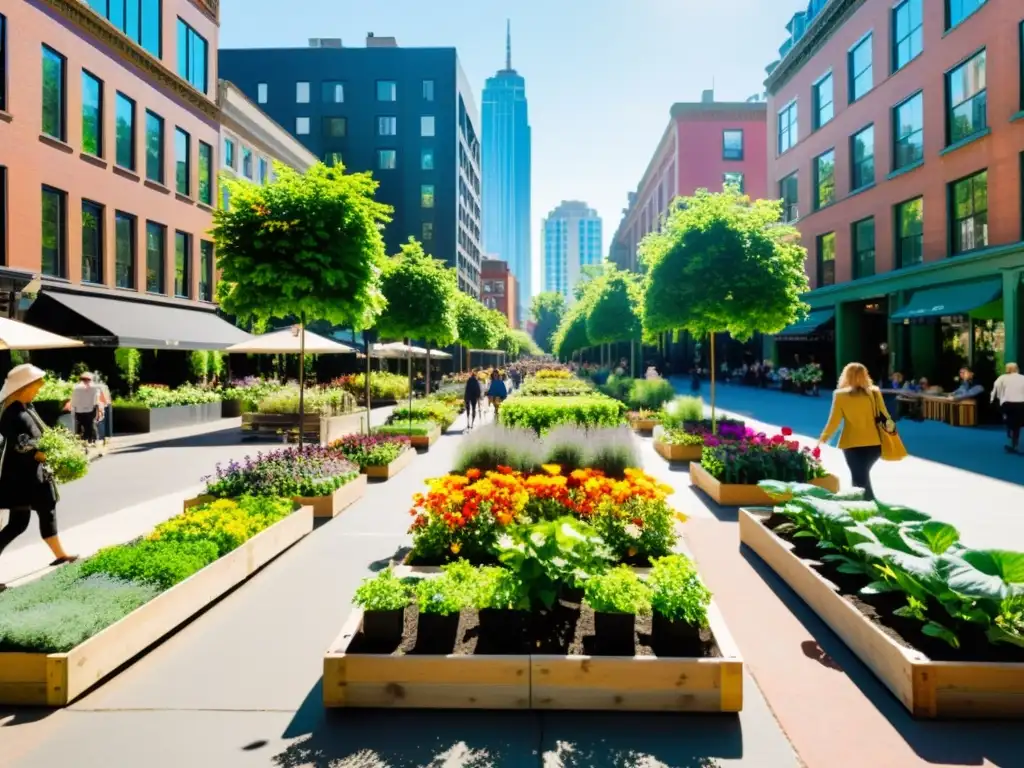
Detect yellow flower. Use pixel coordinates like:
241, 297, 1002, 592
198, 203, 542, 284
450, 542, 462, 554
541, 464, 562, 476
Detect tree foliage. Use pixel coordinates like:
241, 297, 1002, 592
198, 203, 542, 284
586, 267, 642, 345
499, 328, 542, 358
211, 162, 391, 328
640, 189, 808, 340
529, 292, 567, 353
454, 291, 503, 351
552, 280, 602, 360
376, 238, 459, 346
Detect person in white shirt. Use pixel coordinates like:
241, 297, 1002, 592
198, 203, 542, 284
991, 362, 1024, 453
66, 372, 102, 445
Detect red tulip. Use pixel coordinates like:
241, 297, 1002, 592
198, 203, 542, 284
781, 426, 793, 436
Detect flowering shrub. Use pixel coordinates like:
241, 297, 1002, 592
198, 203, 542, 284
115, 384, 219, 408
331, 433, 410, 467
535, 369, 572, 380
220, 378, 285, 409
333, 372, 410, 402
498, 395, 627, 433
701, 427, 826, 484
149, 496, 295, 557
791, 364, 824, 386
654, 427, 705, 447
255, 385, 355, 415
204, 447, 358, 499
387, 401, 458, 430
375, 421, 436, 437
37, 426, 89, 484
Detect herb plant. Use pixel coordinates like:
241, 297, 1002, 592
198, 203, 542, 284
331, 433, 410, 467
37, 426, 89, 484
353, 568, 412, 612
498, 395, 627, 433
648, 555, 712, 627
415, 565, 476, 616
375, 421, 437, 437
475, 567, 530, 611
584, 566, 652, 615
205, 448, 358, 499
81, 540, 220, 590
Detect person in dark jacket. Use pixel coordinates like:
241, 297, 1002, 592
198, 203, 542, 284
464, 370, 482, 429
486, 369, 508, 420
0, 365, 78, 591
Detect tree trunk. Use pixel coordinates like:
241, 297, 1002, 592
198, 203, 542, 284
710, 331, 717, 434
298, 315, 306, 449
425, 343, 432, 396
406, 338, 414, 432
364, 333, 372, 434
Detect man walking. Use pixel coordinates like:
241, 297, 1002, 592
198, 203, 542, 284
991, 363, 1024, 453
67, 371, 101, 445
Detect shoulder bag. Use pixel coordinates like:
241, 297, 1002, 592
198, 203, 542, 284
872, 390, 908, 462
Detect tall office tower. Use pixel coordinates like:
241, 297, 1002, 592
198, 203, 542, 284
220, 34, 484, 295
542, 201, 603, 302
482, 21, 532, 324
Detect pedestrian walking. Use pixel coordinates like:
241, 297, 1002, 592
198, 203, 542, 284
0, 365, 78, 591
486, 369, 508, 421
464, 369, 482, 429
818, 362, 895, 501
991, 362, 1024, 453
690, 368, 701, 394
65, 371, 102, 445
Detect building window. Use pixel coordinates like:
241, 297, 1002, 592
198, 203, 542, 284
324, 151, 342, 166
145, 220, 164, 293
41, 186, 67, 277
946, 0, 987, 30
198, 141, 212, 204
377, 150, 397, 170
850, 125, 875, 191
421, 184, 435, 208
421, 148, 434, 170
723, 172, 744, 193
378, 116, 397, 136
0, 14, 6, 112
323, 117, 346, 138
257, 83, 267, 104
422, 80, 435, 101
115, 92, 135, 170
115, 211, 136, 289
242, 147, 252, 179
258, 157, 268, 184
322, 81, 343, 103
224, 138, 235, 169
950, 170, 988, 254
892, 0, 923, 72
377, 80, 397, 101
199, 240, 213, 301
296, 117, 310, 135
295, 81, 310, 103
41, 46, 66, 141
896, 197, 924, 268
174, 231, 191, 298
81, 71, 103, 157
176, 19, 208, 94
81, 200, 104, 284
175, 127, 190, 196
812, 73, 834, 129
779, 173, 799, 223
422, 222, 433, 241
946, 49, 987, 145
777, 101, 797, 154
145, 110, 163, 183
722, 130, 743, 160
852, 217, 875, 279
421, 116, 435, 137
849, 34, 873, 102
85, 0, 161, 57
893, 91, 923, 170
813, 150, 835, 210
817, 232, 836, 287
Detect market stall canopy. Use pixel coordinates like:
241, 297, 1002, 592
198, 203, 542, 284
775, 308, 835, 338
0, 317, 84, 350
890, 278, 1002, 322
225, 326, 358, 355
26, 291, 252, 351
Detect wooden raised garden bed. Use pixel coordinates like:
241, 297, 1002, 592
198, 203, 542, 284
739, 509, 1024, 718
689, 461, 839, 506
630, 418, 660, 435
406, 426, 441, 450
184, 475, 365, 520
0, 505, 313, 707
363, 447, 416, 480
115, 402, 222, 434
653, 440, 702, 463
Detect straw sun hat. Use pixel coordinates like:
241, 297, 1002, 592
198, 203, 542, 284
0, 364, 46, 403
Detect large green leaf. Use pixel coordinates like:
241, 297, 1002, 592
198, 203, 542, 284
960, 550, 1024, 586
936, 555, 1007, 601
874, 502, 931, 524
902, 521, 960, 555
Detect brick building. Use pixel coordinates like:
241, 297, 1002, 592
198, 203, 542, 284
481, 258, 517, 329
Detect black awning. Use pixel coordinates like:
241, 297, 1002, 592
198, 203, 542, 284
27, 291, 252, 351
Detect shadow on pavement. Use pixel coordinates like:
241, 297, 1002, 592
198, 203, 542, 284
0, 708, 57, 728
741, 545, 1021, 766
110, 426, 265, 453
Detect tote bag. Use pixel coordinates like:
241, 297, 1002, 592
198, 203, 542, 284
872, 391, 908, 461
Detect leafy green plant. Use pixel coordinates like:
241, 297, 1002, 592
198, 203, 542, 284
654, 427, 704, 447
414, 562, 478, 616
81, 540, 219, 590
149, 496, 294, 557
333, 372, 411, 402
498, 395, 627, 433
627, 378, 675, 410
584, 566, 652, 615
591, 497, 676, 562
387, 402, 457, 430
521, 377, 594, 397
475, 566, 530, 611
204, 447, 358, 499
659, 397, 705, 429
114, 384, 220, 409
35, 375, 75, 403
600, 374, 633, 403
353, 568, 412, 611
255, 386, 355, 415
115, 348, 142, 395
648, 555, 712, 627
37, 426, 89, 484
331, 433, 410, 467
374, 421, 436, 437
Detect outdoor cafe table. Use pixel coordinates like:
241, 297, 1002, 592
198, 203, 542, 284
879, 389, 977, 427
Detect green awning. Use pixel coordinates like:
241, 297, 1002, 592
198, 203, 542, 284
776, 308, 835, 337
890, 278, 1002, 322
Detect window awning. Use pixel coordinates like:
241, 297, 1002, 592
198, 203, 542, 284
28, 291, 252, 351
890, 278, 1002, 322
776, 308, 835, 338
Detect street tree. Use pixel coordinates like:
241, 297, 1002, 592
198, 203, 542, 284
454, 292, 503, 370
553, 280, 601, 361
586, 267, 643, 376
529, 292, 567, 353
640, 188, 808, 427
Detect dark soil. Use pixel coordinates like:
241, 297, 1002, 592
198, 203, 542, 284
760, 516, 1024, 663
348, 600, 720, 659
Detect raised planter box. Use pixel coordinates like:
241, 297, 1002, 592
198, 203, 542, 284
115, 402, 222, 434
390, 426, 441, 450
690, 461, 839, 506
362, 447, 416, 480
0, 505, 313, 707
242, 411, 370, 444
323, 603, 742, 712
630, 418, 660, 434
185, 476, 365, 520
653, 440, 702, 463
221, 399, 243, 418
739, 509, 1024, 718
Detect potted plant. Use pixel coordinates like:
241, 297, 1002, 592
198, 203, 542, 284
475, 566, 530, 646
352, 568, 411, 646
648, 555, 712, 649
37, 426, 90, 484
583, 566, 651, 654
413, 561, 476, 653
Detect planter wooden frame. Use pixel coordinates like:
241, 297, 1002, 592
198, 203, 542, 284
630, 418, 660, 435
323, 604, 742, 712
400, 426, 441, 450
185, 475, 365, 520
653, 440, 702, 463
739, 509, 1024, 718
690, 461, 839, 506
0, 505, 313, 707
362, 447, 416, 480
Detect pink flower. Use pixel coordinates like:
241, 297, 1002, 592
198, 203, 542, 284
771, 434, 785, 445
781, 427, 793, 436
812, 447, 821, 459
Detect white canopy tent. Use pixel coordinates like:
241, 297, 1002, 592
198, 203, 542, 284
0, 317, 84, 350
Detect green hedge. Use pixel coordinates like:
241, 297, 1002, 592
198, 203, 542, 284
498, 395, 627, 433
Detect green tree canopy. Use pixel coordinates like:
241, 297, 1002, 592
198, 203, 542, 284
586, 266, 642, 345
454, 291, 502, 350
552, 279, 602, 360
529, 292, 567, 353
640, 188, 808, 340
499, 328, 542, 358
376, 237, 459, 346
212, 162, 391, 328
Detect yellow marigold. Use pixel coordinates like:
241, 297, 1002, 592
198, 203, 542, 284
541, 464, 562, 476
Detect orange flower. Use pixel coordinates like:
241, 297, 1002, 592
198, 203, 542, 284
466, 468, 481, 480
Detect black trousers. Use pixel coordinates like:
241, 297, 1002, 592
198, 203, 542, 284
1003, 402, 1024, 448
0, 506, 59, 557
844, 445, 882, 501
465, 398, 478, 421
75, 408, 98, 444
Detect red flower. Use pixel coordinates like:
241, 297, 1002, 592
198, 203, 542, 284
781, 426, 793, 436
812, 447, 821, 459
771, 434, 785, 445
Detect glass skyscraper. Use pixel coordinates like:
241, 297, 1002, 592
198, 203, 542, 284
542, 201, 602, 302
482, 22, 532, 326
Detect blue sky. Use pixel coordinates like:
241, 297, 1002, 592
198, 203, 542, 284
220, 0, 803, 292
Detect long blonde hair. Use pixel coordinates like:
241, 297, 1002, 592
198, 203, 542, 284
838, 362, 873, 393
